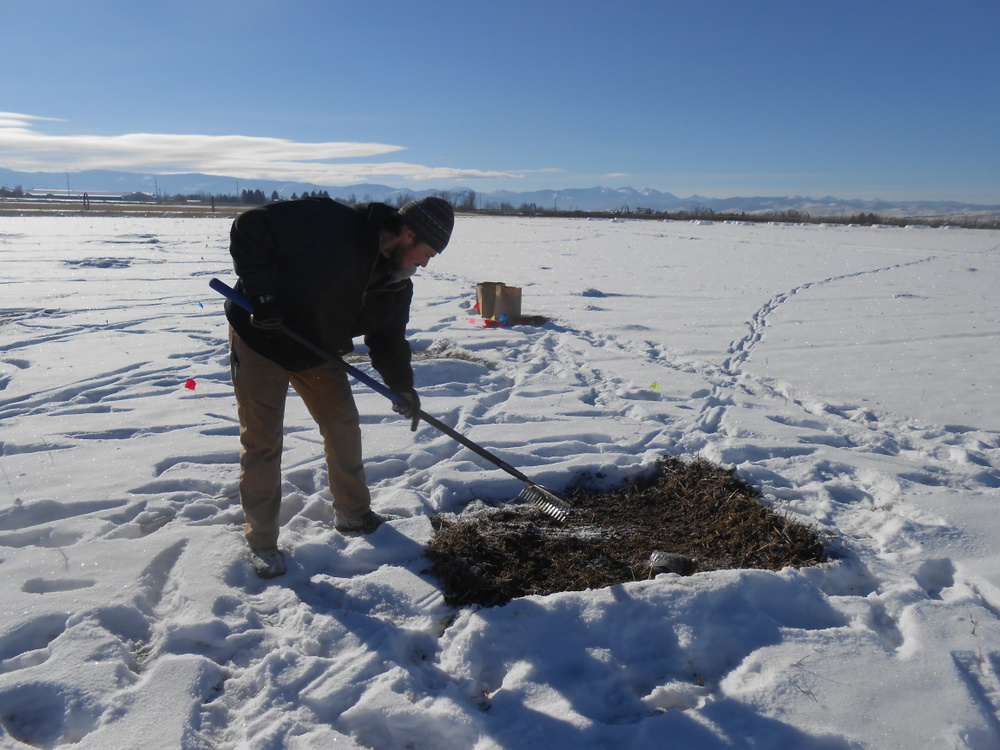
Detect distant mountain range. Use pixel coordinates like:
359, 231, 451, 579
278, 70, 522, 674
2, 167, 997, 218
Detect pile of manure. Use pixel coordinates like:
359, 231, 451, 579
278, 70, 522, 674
425, 455, 827, 607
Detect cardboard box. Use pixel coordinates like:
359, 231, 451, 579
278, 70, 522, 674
476, 282, 522, 320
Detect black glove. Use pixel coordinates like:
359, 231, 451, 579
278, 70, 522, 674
392, 389, 421, 431
250, 294, 284, 337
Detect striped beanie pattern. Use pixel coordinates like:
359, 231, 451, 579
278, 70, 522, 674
398, 197, 454, 253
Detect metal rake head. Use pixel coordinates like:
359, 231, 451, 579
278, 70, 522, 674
517, 483, 571, 522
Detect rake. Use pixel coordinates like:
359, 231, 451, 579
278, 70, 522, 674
210, 278, 571, 521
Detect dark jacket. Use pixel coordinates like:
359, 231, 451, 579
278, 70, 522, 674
225, 198, 414, 392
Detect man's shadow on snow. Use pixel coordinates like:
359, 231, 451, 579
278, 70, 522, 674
458, 576, 854, 749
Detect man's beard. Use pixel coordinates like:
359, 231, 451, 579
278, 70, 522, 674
386, 245, 418, 283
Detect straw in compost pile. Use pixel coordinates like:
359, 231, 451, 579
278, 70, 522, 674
426, 455, 827, 607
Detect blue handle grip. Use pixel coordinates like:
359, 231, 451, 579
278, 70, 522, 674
210, 276, 252, 312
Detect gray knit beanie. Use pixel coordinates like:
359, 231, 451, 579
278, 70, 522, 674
398, 197, 454, 253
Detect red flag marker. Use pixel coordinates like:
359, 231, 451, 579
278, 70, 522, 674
185, 379, 197, 390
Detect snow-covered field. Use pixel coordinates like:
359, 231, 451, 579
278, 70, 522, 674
0, 214, 998, 749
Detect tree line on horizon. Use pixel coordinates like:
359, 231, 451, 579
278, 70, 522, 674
3, 183, 997, 229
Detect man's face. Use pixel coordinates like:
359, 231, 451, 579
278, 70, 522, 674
398, 231, 438, 270
384, 229, 437, 282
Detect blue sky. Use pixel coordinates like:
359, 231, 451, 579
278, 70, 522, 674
2, 0, 998, 202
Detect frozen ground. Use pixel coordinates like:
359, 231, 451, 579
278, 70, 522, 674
0, 214, 998, 749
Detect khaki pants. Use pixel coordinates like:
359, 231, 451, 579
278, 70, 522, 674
230, 329, 371, 550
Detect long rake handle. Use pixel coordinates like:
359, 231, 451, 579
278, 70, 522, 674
210, 278, 535, 485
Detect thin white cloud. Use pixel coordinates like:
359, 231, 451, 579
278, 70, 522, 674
0, 112, 516, 183
0, 111, 66, 128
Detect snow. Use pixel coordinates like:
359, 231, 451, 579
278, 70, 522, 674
0, 214, 999, 749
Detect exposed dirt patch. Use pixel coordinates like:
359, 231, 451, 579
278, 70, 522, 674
426, 455, 827, 607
